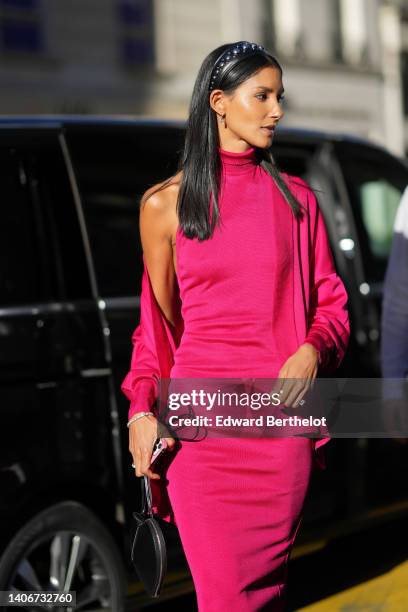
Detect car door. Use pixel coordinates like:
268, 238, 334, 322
0, 136, 56, 521
64, 121, 186, 525
333, 141, 408, 375
0, 127, 118, 526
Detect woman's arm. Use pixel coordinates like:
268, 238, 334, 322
277, 184, 350, 408
139, 185, 181, 328
302, 186, 350, 373
121, 183, 181, 416
122, 183, 182, 478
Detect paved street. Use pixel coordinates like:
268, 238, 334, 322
137, 515, 407, 611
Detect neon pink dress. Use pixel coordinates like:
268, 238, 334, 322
121, 146, 350, 610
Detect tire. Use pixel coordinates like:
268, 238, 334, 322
0, 501, 127, 611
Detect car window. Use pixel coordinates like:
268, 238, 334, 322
359, 180, 400, 257
0, 147, 52, 306
67, 128, 319, 297
272, 143, 317, 179
336, 143, 408, 282
66, 125, 184, 298
22, 139, 93, 301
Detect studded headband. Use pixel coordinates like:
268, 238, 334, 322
209, 41, 266, 92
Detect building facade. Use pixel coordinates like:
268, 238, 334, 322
0, 0, 406, 155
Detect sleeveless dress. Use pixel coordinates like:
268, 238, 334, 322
121, 144, 350, 611
163, 146, 314, 611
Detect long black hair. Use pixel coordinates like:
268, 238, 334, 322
143, 42, 307, 241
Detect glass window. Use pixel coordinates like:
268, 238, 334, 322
0, 148, 49, 305
22, 141, 93, 301
0, 0, 43, 54
359, 180, 401, 257
330, 0, 343, 62
273, 144, 316, 179
0, 133, 92, 303
336, 143, 408, 282
401, 50, 408, 118
66, 124, 184, 297
116, 0, 154, 67
1, 1, 38, 8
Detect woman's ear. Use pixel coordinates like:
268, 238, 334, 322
209, 89, 226, 118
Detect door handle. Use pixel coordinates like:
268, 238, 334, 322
79, 368, 112, 378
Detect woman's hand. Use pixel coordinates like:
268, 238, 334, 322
129, 414, 176, 480
271, 343, 320, 409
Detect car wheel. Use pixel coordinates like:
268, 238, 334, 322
0, 501, 127, 611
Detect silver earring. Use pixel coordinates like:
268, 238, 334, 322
220, 114, 225, 125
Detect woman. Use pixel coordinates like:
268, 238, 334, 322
122, 41, 350, 611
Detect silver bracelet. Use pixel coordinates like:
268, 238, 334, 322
127, 412, 154, 428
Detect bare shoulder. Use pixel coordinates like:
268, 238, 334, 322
140, 171, 182, 240
141, 172, 181, 210
140, 172, 181, 242
138, 172, 183, 323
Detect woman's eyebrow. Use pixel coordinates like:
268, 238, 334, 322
253, 86, 285, 94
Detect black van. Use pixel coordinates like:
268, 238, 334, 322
0, 117, 407, 610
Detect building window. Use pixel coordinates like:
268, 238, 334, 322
331, 0, 343, 62
402, 50, 408, 118
116, 0, 154, 67
338, 0, 368, 65
0, 0, 44, 54
271, 0, 302, 58
262, 0, 276, 54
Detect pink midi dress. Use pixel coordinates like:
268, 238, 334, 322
121, 145, 350, 610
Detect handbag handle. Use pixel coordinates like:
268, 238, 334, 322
141, 475, 154, 518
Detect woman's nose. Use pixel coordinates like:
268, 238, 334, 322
268, 108, 283, 123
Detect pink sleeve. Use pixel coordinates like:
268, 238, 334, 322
303, 187, 350, 373
121, 255, 183, 421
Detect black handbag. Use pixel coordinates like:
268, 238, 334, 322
131, 475, 167, 598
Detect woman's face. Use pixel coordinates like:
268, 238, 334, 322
211, 65, 285, 152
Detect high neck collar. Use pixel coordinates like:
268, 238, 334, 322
218, 146, 258, 175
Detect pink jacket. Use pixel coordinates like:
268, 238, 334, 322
121, 174, 350, 524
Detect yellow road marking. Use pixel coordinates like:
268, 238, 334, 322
298, 560, 408, 611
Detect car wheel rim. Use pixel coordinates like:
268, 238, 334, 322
6, 530, 115, 610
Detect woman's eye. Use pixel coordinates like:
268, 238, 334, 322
255, 93, 285, 103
